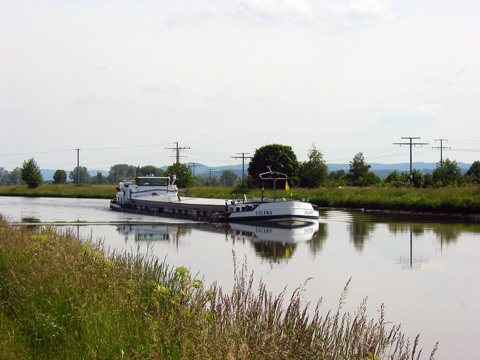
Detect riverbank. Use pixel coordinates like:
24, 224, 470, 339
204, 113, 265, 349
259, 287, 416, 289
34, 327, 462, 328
0, 219, 436, 359
1, 184, 479, 215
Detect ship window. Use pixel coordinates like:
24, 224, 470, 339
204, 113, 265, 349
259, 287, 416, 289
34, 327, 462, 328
138, 178, 169, 186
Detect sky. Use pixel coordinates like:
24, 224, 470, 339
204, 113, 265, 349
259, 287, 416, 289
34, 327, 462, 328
1, 0, 479, 172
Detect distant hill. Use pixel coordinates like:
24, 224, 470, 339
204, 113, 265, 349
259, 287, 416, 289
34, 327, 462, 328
41, 162, 472, 182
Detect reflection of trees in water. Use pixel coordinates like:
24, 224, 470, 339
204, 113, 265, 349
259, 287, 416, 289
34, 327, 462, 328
347, 211, 377, 252
348, 221, 375, 252
387, 223, 425, 236
432, 223, 480, 244
21, 216, 41, 229
116, 225, 191, 244
252, 241, 297, 263
308, 222, 328, 255
387, 222, 480, 245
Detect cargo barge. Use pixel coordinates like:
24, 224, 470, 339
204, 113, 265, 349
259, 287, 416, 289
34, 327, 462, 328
110, 172, 319, 223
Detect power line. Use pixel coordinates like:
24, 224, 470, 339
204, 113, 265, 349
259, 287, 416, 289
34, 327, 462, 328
0, 149, 75, 157
83, 143, 171, 151
0, 143, 173, 157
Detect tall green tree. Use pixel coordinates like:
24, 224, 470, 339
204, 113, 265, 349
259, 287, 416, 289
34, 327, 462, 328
410, 169, 425, 188
0, 167, 7, 185
344, 152, 380, 186
166, 163, 193, 188
69, 166, 91, 184
328, 169, 346, 181
137, 165, 165, 177
299, 144, 328, 188
4, 168, 23, 185
21, 158, 43, 188
384, 170, 408, 187
432, 159, 463, 186
220, 170, 239, 186
108, 164, 137, 183
465, 160, 480, 184
53, 169, 67, 184
248, 144, 300, 187
91, 171, 107, 185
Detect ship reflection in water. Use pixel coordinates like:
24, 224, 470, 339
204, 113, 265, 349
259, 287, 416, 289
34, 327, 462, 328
116, 220, 326, 263
228, 221, 321, 262
116, 223, 187, 243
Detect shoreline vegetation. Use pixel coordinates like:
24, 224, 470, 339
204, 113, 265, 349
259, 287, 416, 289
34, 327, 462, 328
0, 219, 438, 359
1, 184, 479, 216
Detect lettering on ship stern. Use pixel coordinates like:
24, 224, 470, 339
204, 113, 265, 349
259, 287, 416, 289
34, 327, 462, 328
255, 210, 273, 216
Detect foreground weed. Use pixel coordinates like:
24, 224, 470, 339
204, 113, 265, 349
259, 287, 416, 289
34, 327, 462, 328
0, 218, 438, 359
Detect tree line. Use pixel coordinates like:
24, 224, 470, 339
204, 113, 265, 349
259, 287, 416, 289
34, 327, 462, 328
2, 144, 480, 189
0, 161, 240, 189
244, 144, 480, 189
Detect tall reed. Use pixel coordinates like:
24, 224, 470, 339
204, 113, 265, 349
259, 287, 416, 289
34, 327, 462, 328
0, 217, 437, 359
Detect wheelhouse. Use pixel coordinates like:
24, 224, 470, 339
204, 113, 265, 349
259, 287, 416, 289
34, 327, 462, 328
135, 177, 171, 186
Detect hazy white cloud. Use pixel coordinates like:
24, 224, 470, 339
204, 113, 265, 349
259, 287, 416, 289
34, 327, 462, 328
397, 103, 444, 116
329, 0, 395, 29
333, 0, 393, 18
74, 95, 118, 106
349, 0, 393, 18
141, 84, 181, 94
167, 6, 218, 25
234, 0, 315, 22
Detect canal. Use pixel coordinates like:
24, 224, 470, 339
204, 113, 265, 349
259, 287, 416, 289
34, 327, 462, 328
1, 196, 479, 359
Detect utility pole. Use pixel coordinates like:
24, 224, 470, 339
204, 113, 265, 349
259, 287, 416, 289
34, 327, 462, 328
231, 152, 251, 180
187, 162, 201, 186
433, 139, 450, 167
76, 148, 80, 184
205, 168, 215, 186
393, 137, 429, 182
165, 142, 190, 164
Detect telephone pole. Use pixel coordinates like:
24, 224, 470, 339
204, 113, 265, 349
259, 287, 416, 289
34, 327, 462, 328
206, 168, 215, 178
432, 139, 450, 167
165, 142, 190, 164
393, 137, 429, 181
76, 148, 80, 184
231, 152, 251, 180
187, 162, 201, 186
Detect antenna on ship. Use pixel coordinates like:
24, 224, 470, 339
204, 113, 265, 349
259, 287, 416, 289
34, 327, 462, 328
259, 167, 288, 202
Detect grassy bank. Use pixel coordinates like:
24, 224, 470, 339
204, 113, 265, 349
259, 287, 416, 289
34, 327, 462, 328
190, 186, 480, 214
1, 183, 479, 214
0, 184, 115, 199
0, 219, 436, 359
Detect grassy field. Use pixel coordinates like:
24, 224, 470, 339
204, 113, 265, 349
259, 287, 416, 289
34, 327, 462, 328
0, 219, 437, 359
1, 183, 480, 214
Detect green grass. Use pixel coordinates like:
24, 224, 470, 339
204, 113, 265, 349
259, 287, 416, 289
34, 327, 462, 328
189, 185, 480, 214
0, 184, 116, 199
0, 218, 437, 359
